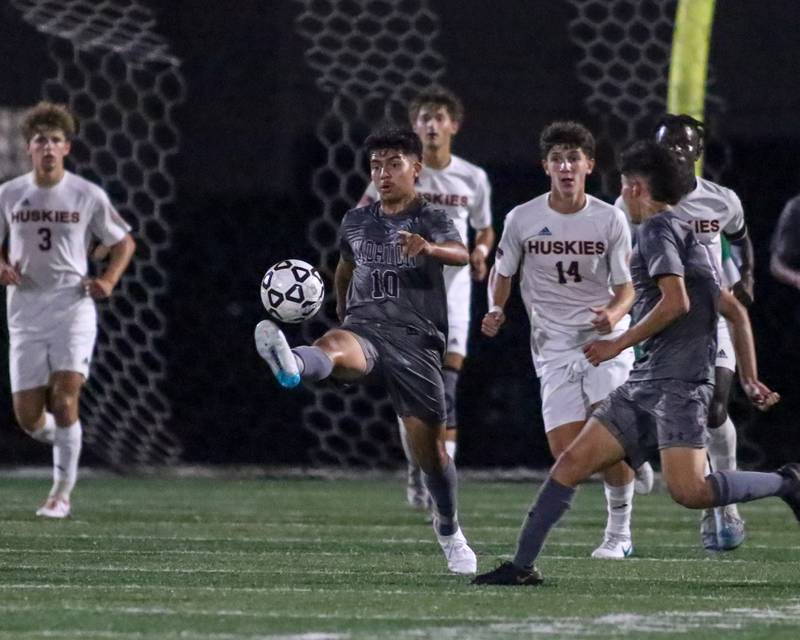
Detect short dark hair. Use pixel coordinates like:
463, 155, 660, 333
653, 113, 706, 142
364, 125, 422, 159
408, 86, 465, 124
539, 121, 595, 159
620, 140, 683, 205
22, 101, 77, 141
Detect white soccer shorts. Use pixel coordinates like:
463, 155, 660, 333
715, 317, 736, 372
539, 348, 635, 432
444, 264, 471, 357
9, 298, 97, 392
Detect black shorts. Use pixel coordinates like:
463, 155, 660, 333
591, 379, 713, 469
342, 320, 446, 426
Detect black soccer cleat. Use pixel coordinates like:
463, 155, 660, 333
777, 463, 800, 523
471, 561, 543, 586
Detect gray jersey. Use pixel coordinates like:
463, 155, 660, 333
628, 211, 720, 383
340, 199, 462, 348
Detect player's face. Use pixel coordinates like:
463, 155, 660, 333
370, 149, 421, 205
412, 105, 459, 153
655, 124, 701, 169
28, 128, 70, 176
543, 145, 594, 199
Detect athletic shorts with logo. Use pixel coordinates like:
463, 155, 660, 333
9, 289, 97, 392
592, 379, 713, 469
715, 317, 736, 371
539, 348, 634, 432
342, 319, 446, 426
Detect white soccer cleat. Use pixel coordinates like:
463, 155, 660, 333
634, 461, 655, 495
35, 496, 71, 519
254, 320, 301, 388
591, 533, 634, 559
435, 525, 477, 574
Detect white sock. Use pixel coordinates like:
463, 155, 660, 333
604, 480, 634, 537
445, 439, 457, 460
51, 421, 82, 501
29, 412, 56, 444
708, 417, 737, 472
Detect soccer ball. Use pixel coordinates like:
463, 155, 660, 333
260, 259, 325, 323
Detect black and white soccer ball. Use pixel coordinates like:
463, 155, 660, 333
260, 259, 325, 324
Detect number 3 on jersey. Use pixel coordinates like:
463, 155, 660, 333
38, 227, 52, 251
371, 268, 399, 299
556, 260, 581, 284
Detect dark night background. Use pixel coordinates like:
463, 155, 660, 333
1, 0, 800, 470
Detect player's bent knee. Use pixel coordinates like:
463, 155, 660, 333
665, 480, 707, 509
551, 447, 591, 486
50, 393, 79, 423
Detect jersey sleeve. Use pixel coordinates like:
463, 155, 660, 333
606, 207, 632, 285
468, 170, 492, 231
639, 218, 684, 279
494, 208, 522, 278
89, 189, 131, 246
721, 189, 746, 238
425, 207, 462, 244
357, 181, 379, 207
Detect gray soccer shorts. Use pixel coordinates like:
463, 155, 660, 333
591, 379, 713, 469
342, 320, 447, 426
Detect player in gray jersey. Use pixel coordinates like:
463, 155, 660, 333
255, 127, 477, 575
473, 141, 790, 587
654, 114, 756, 550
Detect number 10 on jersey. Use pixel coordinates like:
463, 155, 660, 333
370, 268, 399, 299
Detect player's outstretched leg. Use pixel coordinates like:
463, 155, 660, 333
254, 320, 300, 388
634, 461, 655, 495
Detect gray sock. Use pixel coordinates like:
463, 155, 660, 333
424, 461, 458, 536
292, 346, 333, 381
513, 477, 576, 570
708, 470, 785, 506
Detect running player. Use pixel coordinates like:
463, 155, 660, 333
654, 114, 755, 550
0, 101, 135, 518
255, 126, 477, 574
482, 121, 638, 559
473, 141, 785, 587
359, 87, 494, 510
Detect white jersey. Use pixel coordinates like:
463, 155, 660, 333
363, 154, 492, 246
0, 170, 131, 334
615, 177, 744, 281
495, 193, 632, 375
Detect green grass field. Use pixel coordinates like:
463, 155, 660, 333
2, 473, 800, 639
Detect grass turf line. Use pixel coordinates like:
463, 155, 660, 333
1, 476, 799, 639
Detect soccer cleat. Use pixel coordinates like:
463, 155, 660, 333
471, 561, 544, 586
700, 508, 719, 550
254, 320, 301, 388
777, 463, 800, 522
35, 496, 70, 519
591, 533, 634, 559
716, 506, 746, 550
634, 461, 655, 495
435, 525, 477, 574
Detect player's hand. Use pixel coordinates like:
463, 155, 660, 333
589, 306, 616, 335
82, 277, 114, 300
397, 230, 430, 258
481, 309, 505, 337
583, 338, 621, 366
0, 261, 22, 286
741, 379, 780, 411
469, 248, 488, 281
732, 275, 754, 306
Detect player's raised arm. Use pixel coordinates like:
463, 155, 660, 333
397, 230, 467, 266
